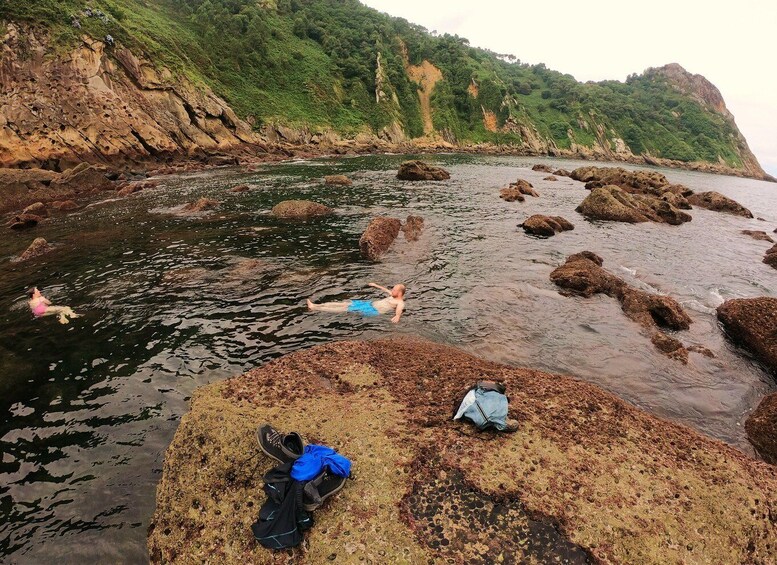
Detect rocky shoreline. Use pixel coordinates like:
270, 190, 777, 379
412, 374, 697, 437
148, 338, 777, 564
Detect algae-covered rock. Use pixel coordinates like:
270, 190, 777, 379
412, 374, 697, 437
576, 185, 692, 225
359, 216, 401, 260
271, 200, 333, 219
742, 230, 775, 243
764, 244, 777, 269
323, 174, 352, 186
402, 215, 424, 241
13, 237, 52, 263
148, 338, 777, 564
688, 191, 753, 218
396, 160, 450, 181
717, 297, 777, 374
520, 215, 574, 237
181, 198, 219, 213
746, 393, 777, 464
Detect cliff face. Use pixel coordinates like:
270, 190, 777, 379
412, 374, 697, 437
646, 63, 767, 179
0, 24, 262, 170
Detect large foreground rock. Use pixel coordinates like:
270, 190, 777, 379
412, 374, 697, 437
148, 338, 777, 564
551, 252, 692, 361
576, 185, 691, 225
396, 160, 450, 181
520, 215, 574, 237
270, 200, 332, 219
359, 217, 401, 260
688, 191, 753, 218
746, 394, 777, 465
717, 298, 777, 374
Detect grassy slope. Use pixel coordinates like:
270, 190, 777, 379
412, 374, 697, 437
0, 0, 744, 166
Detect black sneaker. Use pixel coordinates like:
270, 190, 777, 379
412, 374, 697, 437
256, 424, 305, 464
303, 470, 348, 511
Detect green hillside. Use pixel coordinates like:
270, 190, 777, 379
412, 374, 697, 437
0, 0, 749, 167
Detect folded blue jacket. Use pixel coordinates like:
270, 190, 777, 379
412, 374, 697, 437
290, 444, 352, 481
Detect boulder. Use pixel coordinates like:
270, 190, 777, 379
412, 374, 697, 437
229, 184, 250, 193
22, 202, 48, 217
148, 337, 777, 564
532, 163, 554, 172
13, 237, 52, 262
8, 213, 43, 230
687, 191, 753, 218
271, 200, 333, 219
53, 163, 113, 192
402, 215, 424, 241
553, 168, 571, 177
117, 179, 158, 197
520, 215, 574, 237
551, 252, 692, 359
570, 166, 670, 194
765, 244, 777, 269
359, 217, 401, 260
745, 393, 777, 464
717, 298, 777, 374
576, 185, 692, 225
742, 230, 775, 243
181, 198, 219, 213
543, 175, 558, 181
396, 160, 450, 181
499, 187, 524, 202
324, 175, 353, 186
51, 200, 79, 211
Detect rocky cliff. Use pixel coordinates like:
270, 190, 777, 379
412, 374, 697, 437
0, 24, 263, 170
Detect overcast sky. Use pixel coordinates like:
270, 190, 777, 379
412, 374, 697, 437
362, 0, 777, 176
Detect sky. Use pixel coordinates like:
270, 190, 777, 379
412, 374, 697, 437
361, 0, 777, 176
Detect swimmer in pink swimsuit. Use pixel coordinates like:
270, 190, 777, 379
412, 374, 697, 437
27, 287, 81, 324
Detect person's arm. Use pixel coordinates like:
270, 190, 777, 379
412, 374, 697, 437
391, 302, 404, 324
368, 282, 391, 295
43, 297, 52, 305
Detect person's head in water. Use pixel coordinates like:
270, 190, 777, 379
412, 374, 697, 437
391, 284, 406, 299
27, 286, 40, 299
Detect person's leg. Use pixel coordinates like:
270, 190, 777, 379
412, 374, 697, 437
307, 299, 351, 313
42, 305, 80, 323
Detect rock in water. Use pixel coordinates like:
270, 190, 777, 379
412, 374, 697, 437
746, 393, 777, 464
553, 168, 571, 177
763, 244, 777, 269
717, 298, 777, 374
742, 230, 775, 243
532, 163, 553, 172
543, 175, 558, 181
270, 200, 333, 219
520, 215, 574, 237
229, 184, 250, 193
687, 191, 753, 218
501, 179, 539, 201
551, 252, 692, 360
576, 185, 692, 225
359, 217, 401, 260
22, 202, 48, 217
402, 215, 424, 241
14, 237, 52, 262
148, 338, 777, 564
324, 175, 353, 186
181, 198, 219, 213
8, 213, 43, 230
51, 200, 79, 211
396, 160, 450, 181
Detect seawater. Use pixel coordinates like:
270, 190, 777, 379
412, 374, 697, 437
1, 154, 775, 562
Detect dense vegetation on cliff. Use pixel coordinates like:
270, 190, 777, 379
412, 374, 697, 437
0, 0, 750, 167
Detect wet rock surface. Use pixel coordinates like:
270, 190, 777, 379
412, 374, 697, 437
763, 244, 777, 269
22, 202, 48, 217
688, 191, 753, 218
717, 298, 777, 374
551, 252, 692, 360
500, 179, 539, 202
13, 237, 52, 263
51, 200, 79, 211
745, 393, 777, 465
520, 215, 574, 237
396, 160, 450, 181
359, 217, 401, 260
576, 185, 692, 225
8, 213, 43, 230
532, 163, 554, 173
742, 230, 775, 243
270, 200, 332, 219
323, 174, 352, 186
181, 198, 219, 213
148, 338, 777, 564
229, 184, 250, 193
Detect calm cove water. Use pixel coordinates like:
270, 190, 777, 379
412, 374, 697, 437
1, 154, 775, 562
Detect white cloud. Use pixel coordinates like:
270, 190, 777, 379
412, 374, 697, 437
361, 0, 777, 175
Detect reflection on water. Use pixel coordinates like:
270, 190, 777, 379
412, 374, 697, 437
1, 154, 775, 562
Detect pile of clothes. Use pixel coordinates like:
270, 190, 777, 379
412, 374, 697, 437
251, 425, 351, 549
453, 380, 519, 432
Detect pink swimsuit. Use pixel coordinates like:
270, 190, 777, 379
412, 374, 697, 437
32, 302, 47, 317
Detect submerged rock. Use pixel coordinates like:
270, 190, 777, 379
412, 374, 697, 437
501, 179, 538, 202
324, 174, 352, 186
765, 244, 777, 269
520, 215, 574, 237
397, 160, 450, 181
742, 230, 775, 243
8, 213, 43, 230
181, 198, 219, 213
531, 163, 553, 173
543, 175, 558, 181
551, 252, 692, 359
717, 298, 777, 374
148, 337, 777, 564
687, 191, 753, 218
13, 237, 52, 263
576, 185, 692, 225
359, 217, 401, 260
51, 200, 79, 211
553, 168, 571, 177
22, 202, 48, 217
402, 215, 424, 241
229, 184, 250, 193
746, 393, 777, 464
271, 200, 332, 219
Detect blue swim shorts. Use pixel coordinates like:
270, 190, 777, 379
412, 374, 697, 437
347, 300, 380, 317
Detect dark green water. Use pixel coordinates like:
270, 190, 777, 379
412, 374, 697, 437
1, 154, 775, 562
